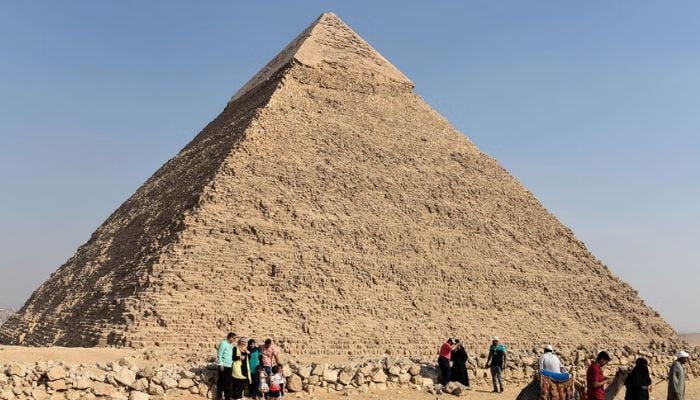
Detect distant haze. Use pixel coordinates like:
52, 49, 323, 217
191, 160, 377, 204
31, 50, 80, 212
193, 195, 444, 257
0, 2, 698, 333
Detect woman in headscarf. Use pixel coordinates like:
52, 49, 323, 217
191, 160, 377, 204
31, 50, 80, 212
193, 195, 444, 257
231, 337, 252, 400
450, 339, 470, 387
624, 357, 652, 400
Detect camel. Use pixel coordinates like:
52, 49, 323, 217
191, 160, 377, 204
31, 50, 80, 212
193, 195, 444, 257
516, 367, 630, 400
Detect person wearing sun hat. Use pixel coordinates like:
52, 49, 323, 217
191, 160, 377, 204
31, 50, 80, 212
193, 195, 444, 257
667, 351, 690, 400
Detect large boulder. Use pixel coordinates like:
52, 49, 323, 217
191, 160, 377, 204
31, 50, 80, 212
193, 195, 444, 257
286, 375, 303, 392
114, 368, 136, 388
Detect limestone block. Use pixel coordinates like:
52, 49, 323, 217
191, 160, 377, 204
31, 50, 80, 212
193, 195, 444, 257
322, 369, 339, 383
133, 378, 149, 392
388, 365, 401, 376
311, 364, 326, 376
73, 378, 92, 390
372, 370, 387, 383
48, 379, 68, 391
297, 365, 311, 379
49, 393, 66, 400
47, 367, 67, 381
177, 378, 195, 389
92, 382, 118, 397
286, 375, 303, 392
337, 369, 353, 385
128, 392, 149, 400
65, 391, 80, 400
408, 364, 421, 376
32, 388, 49, 400
114, 369, 136, 388
147, 382, 164, 396
160, 377, 178, 390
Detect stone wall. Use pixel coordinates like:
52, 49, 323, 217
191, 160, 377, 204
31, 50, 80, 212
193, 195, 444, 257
1, 345, 697, 400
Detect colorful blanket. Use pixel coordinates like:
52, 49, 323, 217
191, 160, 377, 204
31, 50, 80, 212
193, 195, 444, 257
539, 373, 575, 400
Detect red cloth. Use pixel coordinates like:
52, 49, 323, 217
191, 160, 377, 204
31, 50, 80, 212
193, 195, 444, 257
439, 342, 452, 360
586, 363, 605, 400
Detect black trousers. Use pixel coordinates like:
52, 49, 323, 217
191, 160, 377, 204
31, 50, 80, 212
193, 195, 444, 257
217, 367, 233, 400
438, 356, 451, 385
231, 377, 247, 399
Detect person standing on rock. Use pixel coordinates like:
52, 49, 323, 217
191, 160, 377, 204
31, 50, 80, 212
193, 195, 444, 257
486, 336, 507, 393
539, 344, 564, 374
450, 339, 470, 387
248, 339, 263, 399
438, 338, 457, 385
587, 351, 611, 400
667, 351, 690, 400
217, 332, 236, 400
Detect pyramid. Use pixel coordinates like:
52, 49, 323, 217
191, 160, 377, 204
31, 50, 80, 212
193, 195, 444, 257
0, 13, 676, 356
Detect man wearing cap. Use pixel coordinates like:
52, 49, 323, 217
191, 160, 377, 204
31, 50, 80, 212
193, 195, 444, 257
667, 351, 690, 400
486, 336, 507, 393
438, 338, 457, 385
587, 351, 611, 400
216, 332, 236, 400
539, 344, 564, 373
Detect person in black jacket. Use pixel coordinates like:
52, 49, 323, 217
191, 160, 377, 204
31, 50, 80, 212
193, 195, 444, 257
624, 358, 652, 400
450, 340, 470, 387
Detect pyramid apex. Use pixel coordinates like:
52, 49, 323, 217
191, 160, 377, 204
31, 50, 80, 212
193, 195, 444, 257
230, 12, 412, 103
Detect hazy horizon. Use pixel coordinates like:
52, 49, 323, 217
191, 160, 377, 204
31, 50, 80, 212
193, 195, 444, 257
1, 1, 698, 333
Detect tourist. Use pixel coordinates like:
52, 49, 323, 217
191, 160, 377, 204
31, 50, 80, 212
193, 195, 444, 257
450, 340, 470, 387
624, 358, 652, 400
486, 336, 507, 393
216, 332, 236, 400
248, 339, 263, 399
231, 337, 251, 400
261, 338, 281, 374
257, 365, 269, 399
438, 338, 457, 385
587, 351, 612, 400
539, 344, 564, 373
268, 365, 284, 398
667, 351, 690, 400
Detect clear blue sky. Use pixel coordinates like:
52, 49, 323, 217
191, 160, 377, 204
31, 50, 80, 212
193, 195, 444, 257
1, 1, 698, 332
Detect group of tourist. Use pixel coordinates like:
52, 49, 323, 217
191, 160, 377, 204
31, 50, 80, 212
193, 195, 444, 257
216, 332, 283, 400
438, 336, 692, 400
438, 336, 507, 392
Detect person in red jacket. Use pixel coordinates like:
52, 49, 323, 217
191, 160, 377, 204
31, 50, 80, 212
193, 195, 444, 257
587, 351, 612, 400
438, 338, 457, 385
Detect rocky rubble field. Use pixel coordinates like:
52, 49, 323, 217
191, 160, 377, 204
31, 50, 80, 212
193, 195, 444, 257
1, 343, 697, 400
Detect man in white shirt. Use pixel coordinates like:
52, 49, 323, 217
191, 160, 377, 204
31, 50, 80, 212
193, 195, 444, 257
539, 344, 564, 373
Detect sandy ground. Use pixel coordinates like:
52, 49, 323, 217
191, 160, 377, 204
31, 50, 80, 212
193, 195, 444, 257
2, 346, 698, 400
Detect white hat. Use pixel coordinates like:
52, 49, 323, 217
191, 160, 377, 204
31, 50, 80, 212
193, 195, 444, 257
677, 351, 690, 359
545, 344, 554, 351
492, 336, 499, 341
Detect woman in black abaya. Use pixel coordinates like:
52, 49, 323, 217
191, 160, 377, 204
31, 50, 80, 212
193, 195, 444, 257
450, 340, 470, 387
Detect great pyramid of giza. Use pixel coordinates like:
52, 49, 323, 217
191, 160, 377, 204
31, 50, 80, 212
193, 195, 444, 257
0, 13, 676, 356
